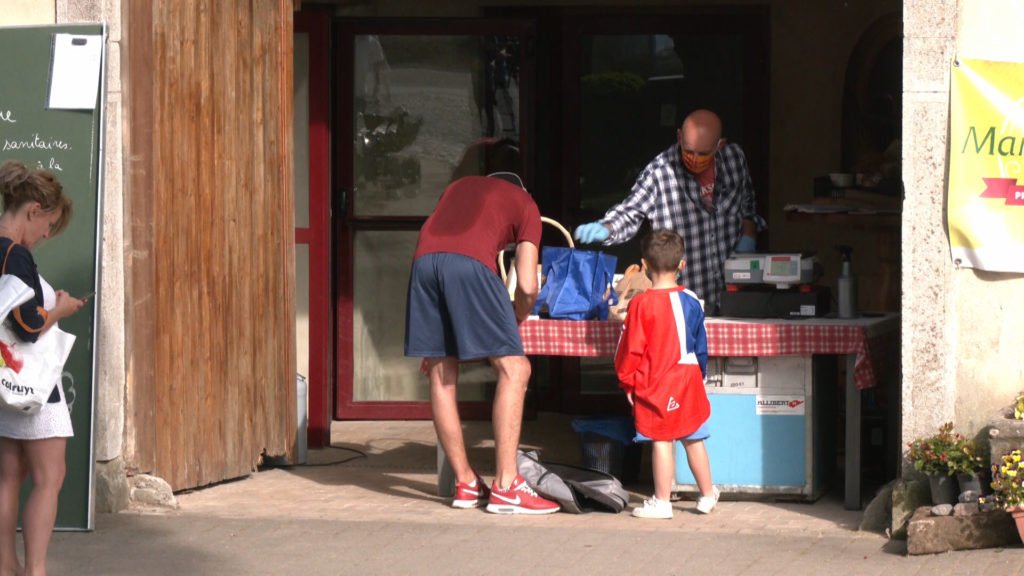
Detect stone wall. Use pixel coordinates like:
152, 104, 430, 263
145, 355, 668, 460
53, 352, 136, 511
902, 0, 1024, 473
59, 0, 129, 510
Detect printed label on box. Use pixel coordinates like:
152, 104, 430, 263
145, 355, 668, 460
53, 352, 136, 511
755, 395, 806, 415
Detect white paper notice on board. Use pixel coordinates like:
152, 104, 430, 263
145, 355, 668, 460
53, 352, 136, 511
47, 34, 102, 110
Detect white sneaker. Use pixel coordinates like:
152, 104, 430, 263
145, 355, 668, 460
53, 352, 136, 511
696, 486, 720, 514
631, 496, 673, 519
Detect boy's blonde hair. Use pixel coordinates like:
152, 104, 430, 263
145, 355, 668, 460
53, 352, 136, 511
641, 229, 684, 273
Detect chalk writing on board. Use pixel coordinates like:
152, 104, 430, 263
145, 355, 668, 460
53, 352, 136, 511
0, 110, 14, 123
34, 158, 62, 172
2, 134, 71, 151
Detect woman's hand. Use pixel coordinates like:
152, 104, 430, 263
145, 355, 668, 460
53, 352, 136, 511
52, 290, 85, 321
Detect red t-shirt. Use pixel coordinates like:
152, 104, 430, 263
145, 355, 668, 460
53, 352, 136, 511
414, 176, 542, 274
697, 164, 716, 209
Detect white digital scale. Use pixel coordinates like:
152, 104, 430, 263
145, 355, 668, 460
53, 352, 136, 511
723, 253, 822, 289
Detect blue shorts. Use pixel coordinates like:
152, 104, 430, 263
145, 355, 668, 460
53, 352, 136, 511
404, 252, 524, 361
634, 421, 711, 443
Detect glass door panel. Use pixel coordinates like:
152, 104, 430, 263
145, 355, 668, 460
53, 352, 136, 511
337, 22, 534, 418
353, 34, 521, 217
294, 31, 311, 381
351, 231, 494, 402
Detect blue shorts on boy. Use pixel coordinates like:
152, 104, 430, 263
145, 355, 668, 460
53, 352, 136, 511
405, 252, 524, 360
633, 422, 710, 444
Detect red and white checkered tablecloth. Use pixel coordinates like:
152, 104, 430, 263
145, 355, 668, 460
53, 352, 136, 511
519, 315, 899, 390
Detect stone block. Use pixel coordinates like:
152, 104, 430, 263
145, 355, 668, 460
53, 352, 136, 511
954, 503, 980, 516
859, 481, 893, 533
129, 474, 179, 510
94, 458, 129, 513
903, 0, 956, 39
989, 415, 1024, 464
891, 479, 931, 539
907, 506, 1021, 555
904, 36, 955, 93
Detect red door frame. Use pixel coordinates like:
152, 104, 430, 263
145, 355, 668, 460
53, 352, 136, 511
294, 10, 332, 447
333, 19, 536, 420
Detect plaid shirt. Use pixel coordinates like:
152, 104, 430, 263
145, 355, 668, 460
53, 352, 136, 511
599, 142, 765, 312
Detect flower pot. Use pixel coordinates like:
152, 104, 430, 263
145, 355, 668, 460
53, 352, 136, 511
928, 474, 958, 505
956, 473, 982, 497
1011, 507, 1024, 544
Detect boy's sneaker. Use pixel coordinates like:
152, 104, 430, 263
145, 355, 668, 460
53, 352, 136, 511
696, 486, 720, 514
451, 475, 490, 509
486, 475, 560, 515
631, 496, 673, 519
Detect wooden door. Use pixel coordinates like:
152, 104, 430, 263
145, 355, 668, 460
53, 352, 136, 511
125, 0, 296, 489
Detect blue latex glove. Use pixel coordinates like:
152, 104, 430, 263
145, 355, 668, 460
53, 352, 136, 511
734, 235, 756, 253
574, 222, 610, 244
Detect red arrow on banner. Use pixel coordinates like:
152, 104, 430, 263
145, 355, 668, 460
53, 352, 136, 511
981, 177, 1024, 205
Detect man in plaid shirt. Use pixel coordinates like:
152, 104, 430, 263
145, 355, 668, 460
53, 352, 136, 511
574, 109, 765, 314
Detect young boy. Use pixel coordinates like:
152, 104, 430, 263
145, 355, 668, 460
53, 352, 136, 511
614, 229, 719, 519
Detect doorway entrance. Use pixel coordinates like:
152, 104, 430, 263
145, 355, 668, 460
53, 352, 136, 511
307, 9, 770, 420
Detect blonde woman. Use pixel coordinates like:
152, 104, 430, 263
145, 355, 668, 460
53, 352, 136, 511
0, 160, 84, 576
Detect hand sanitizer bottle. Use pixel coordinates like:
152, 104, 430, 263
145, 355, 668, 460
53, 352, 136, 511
836, 245, 856, 318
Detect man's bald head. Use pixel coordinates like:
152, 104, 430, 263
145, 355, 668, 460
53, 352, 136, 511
679, 109, 723, 155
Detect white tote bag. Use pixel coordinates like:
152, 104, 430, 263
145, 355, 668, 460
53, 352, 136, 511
0, 275, 76, 415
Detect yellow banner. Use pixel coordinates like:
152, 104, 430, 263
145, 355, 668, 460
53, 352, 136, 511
949, 57, 1024, 272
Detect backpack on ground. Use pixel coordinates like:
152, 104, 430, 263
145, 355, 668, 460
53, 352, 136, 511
516, 449, 629, 514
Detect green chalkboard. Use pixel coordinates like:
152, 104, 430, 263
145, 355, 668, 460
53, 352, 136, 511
0, 23, 105, 531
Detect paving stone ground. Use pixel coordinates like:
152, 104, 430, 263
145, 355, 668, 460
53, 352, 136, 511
44, 417, 1024, 575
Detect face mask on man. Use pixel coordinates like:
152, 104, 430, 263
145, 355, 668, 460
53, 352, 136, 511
682, 151, 715, 174
679, 136, 722, 175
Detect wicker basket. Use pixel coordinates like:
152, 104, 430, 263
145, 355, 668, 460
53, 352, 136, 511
499, 216, 573, 300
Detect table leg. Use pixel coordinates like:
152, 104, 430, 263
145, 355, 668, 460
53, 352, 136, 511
844, 353, 861, 510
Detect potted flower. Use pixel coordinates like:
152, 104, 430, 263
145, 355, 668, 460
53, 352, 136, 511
907, 422, 966, 504
990, 449, 1024, 540
949, 435, 986, 495
988, 391, 1024, 486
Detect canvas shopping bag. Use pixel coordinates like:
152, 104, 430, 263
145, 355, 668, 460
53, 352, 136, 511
0, 274, 76, 414
499, 216, 573, 301
533, 246, 618, 320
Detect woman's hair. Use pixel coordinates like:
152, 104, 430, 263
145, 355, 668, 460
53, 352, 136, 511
641, 229, 685, 273
0, 160, 72, 236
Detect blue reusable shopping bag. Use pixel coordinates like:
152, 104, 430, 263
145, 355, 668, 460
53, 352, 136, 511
533, 247, 618, 320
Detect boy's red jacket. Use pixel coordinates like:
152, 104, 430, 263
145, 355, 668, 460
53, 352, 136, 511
614, 286, 710, 441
